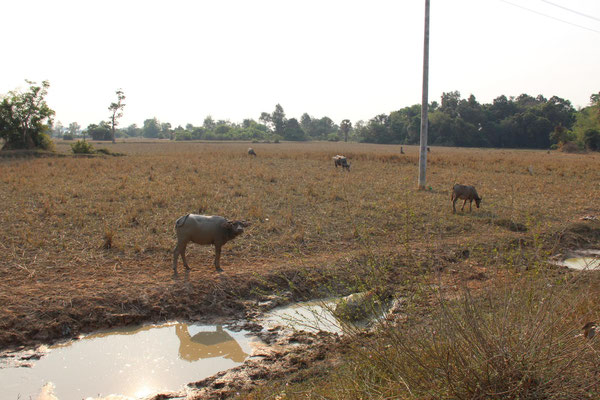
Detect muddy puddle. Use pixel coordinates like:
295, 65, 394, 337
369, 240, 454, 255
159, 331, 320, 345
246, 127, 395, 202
557, 250, 600, 271
562, 257, 600, 270
261, 299, 342, 334
0, 322, 259, 399
261, 295, 387, 335
1, 296, 380, 399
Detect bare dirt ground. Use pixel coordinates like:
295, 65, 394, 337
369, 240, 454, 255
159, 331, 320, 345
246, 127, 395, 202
1, 141, 600, 398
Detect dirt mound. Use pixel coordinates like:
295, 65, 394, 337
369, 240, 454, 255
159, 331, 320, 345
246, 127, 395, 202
492, 218, 528, 232
555, 221, 600, 247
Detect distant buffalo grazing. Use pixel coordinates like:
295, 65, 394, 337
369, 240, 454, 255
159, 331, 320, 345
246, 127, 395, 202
451, 184, 482, 213
333, 155, 350, 171
248, 148, 257, 156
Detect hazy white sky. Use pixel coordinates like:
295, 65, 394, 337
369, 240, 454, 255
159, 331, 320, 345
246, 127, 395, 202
2, 0, 599, 129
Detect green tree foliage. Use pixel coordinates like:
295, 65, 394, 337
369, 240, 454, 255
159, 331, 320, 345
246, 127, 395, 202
68, 122, 81, 138
172, 118, 270, 141
86, 122, 112, 141
549, 124, 574, 146
591, 92, 600, 120
203, 116, 216, 130
299, 113, 338, 140
70, 140, 95, 154
584, 129, 600, 151
0, 80, 55, 150
572, 93, 600, 149
108, 89, 125, 143
142, 118, 161, 138
51, 121, 65, 138
271, 104, 286, 137
160, 122, 172, 139
356, 91, 578, 149
340, 119, 352, 142
124, 124, 142, 138
282, 118, 306, 141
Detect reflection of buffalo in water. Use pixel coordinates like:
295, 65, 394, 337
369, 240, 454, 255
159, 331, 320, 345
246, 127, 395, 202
175, 324, 247, 363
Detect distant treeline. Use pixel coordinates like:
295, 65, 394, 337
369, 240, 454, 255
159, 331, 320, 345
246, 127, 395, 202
66, 91, 599, 150
354, 91, 599, 150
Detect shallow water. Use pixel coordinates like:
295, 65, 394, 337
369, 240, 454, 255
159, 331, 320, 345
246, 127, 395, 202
562, 257, 600, 270
0, 322, 258, 399
262, 299, 342, 334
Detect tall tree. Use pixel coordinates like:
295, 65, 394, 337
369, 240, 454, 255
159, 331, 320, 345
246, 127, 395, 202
108, 89, 125, 143
272, 104, 286, 136
161, 122, 172, 139
0, 80, 55, 150
142, 118, 161, 138
125, 124, 141, 138
340, 119, 352, 142
87, 122, 112, 140
68, 122, 81, 138
282, 118, 306, 141
203, 116, 216, 130
591, 92, 600, 120
52, 121, 65, 138
259, 112, 272, 130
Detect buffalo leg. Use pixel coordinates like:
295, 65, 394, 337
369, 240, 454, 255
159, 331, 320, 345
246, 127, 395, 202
173, 241, 190, 273
181, 242, 190, 270
173, 245, 179, 272
214, 245, 223, 272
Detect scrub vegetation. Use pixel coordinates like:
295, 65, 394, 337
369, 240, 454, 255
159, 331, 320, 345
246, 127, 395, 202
1, 141, 600, 398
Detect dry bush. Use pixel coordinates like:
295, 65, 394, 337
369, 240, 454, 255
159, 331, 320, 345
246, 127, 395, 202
560, 141, 581, 153
246, 266, 600, 400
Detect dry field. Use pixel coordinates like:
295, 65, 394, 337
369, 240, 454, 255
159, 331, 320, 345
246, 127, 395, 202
1, 140, 600, 349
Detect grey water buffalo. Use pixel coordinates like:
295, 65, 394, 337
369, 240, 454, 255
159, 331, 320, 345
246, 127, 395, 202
451, 184, 482, 213
173, 214, 250, 273
333, 155, 350, 171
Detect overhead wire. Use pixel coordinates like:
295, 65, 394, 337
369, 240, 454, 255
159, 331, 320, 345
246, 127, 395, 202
498, 0, 600, 35
540, 0, 600, 23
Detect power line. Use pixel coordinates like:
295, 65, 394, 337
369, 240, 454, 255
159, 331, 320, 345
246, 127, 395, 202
541, 0, 600, 23
498, 0, 600, 34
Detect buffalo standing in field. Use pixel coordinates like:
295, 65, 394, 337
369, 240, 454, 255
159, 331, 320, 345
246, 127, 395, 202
173, 214, 250, 273
248, 148, 257, 156
451, 184, 482, 213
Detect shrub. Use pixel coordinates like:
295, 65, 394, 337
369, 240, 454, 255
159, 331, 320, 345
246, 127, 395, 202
584, 129, 600, 151
36, 133, 56, 151
269, 272, 600, 400
560, 141, 580, 153
94, 148, 112, 155
70, 140, 94, 154
62, 133, 74, 140
327, 132, 340, 142
175, 131, 192, 141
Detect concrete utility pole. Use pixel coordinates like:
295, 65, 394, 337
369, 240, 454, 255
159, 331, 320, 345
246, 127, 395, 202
418, 0, 430, 190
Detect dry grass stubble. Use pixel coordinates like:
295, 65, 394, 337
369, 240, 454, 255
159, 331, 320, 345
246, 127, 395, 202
0, 141, 599, 350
